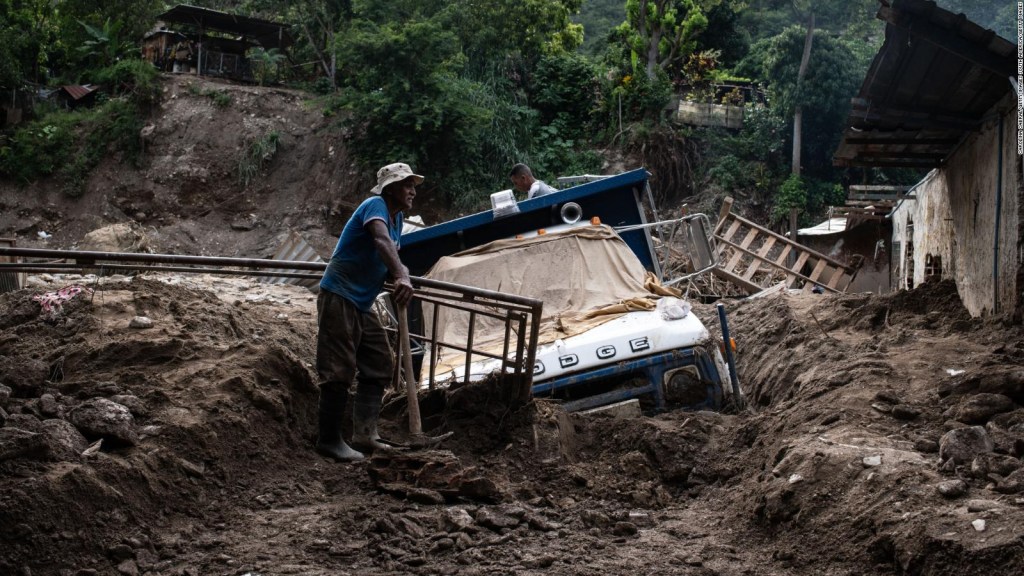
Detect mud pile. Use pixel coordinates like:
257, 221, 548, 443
1, 275, 1022, 575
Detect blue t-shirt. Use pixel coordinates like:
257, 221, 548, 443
320, 196, 402, 312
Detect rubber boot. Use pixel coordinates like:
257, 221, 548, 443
351, 386, 389, 453
315, 385, 364, 462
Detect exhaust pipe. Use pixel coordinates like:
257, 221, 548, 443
559, 202, 582, 225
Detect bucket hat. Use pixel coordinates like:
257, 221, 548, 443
371, 162, 424, 195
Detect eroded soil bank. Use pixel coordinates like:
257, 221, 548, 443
1, 275, 1022, 575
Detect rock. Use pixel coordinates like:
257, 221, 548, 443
0, 405, 7, 426
0, 383, 11, 407
971, 519, 986, 532
954, 393, 1017, 425
394, 515, 426, 539
429, 538, 455, 555
994, 468, 1024, 494
474, 507, 519, 531
612, 521, 638, 536
523, 511, 559, 532
453, 532, 475, 551
874, 390, 901, 404
863, 455, 882, 467
458, 476, 501, 502
936, 479, 968, 498
128, 316, 153, 329
109, 395, 147, 417
966, 499, 1002, 512
108, 543, 135, 561
970, 452, 1022, 479
939, 426, 993, 465
6, 413, 43, 432
914, 438, 940, 453
0, 428, 47, 461
68, 398, 139, 447
406, 487, 445, 505
891, 404, 921, 420
977, 368, 1024, 404
580, 509, 611, 528
38, 394, 60, 417
115, 559, 138, 576
134, 548, 157, 570
81, 224, 149, 253
41, 419, 89, 460
684, 555, 705, 567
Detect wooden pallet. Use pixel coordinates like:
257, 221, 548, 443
711, 198, 860, 294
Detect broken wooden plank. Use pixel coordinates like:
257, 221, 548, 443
725, 228, 758, 271
743, 237, 777, 281
807, 259, 829, 283
787, 252, 810, 287
712, 266, 762, 294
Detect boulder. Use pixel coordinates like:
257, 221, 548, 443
110, 395, 148, 417
939, 426, 993, 465
978, 368, 1024, 404
41, 419, 89, 460
0, 383, 10, 407
936, 479, 968, 498
970, 452, 1022, 479
68, 398, 139, 447
5, 413, 44, 433
0, 428, 47, 461
80, 223, 149, 253
38, 393, 60, 417
954, 393, 1017, 425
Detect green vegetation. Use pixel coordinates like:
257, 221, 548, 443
238, 131, 280, 187
0, 98, 146, 197
0, 0, 941, 220
186, 82, 233, 107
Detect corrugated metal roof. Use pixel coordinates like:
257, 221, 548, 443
834, 0, 1016, 169
798, 218, 848, 237
157, 4, 294, 48
259, 230, 324, 288
61, 85, 98, 101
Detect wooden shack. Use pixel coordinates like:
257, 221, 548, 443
143, 5, 293, 82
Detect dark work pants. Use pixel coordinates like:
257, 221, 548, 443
315, 290, 393, 438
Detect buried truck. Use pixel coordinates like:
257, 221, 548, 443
399, 169, 742, 412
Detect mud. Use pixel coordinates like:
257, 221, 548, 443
2, 75, 1022, 576
1, 273, 1022, 575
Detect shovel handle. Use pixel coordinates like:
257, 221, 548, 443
397, 302, 423, 436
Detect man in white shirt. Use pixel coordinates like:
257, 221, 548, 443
509, 163, 557, 200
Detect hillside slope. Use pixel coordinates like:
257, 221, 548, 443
0, 75, 447, 259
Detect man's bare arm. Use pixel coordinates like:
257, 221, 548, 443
366, 219, 413, 306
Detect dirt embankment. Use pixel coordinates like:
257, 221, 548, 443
0, 75, 452, 260
1, 274, 1022, 575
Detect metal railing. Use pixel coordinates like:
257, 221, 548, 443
0, 246, 544, 404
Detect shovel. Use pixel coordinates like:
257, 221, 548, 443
395, 301, 452, 449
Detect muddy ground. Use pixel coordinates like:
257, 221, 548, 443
1, 272, 1022, 576
2, 74, 1023, 575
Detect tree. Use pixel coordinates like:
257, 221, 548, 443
620, 0, 710, 80
77, 18, 134, 68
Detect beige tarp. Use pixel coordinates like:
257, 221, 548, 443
422, 225, 680, 368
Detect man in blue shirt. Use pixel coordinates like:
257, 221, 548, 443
316, 162, 420, 462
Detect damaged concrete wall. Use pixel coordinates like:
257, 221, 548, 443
891, 94, 1020, 317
